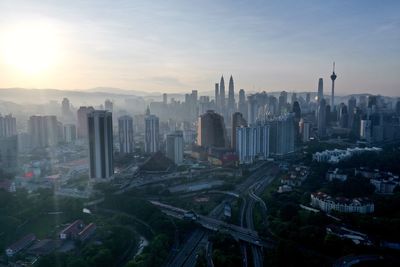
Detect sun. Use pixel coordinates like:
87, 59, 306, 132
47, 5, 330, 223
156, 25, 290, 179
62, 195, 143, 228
0, 21, 61, 75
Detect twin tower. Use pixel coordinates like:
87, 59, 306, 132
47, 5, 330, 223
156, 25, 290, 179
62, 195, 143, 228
215, 75, 235, 114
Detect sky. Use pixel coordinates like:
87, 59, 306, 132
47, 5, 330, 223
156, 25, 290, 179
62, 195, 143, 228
0, 0, 399, 96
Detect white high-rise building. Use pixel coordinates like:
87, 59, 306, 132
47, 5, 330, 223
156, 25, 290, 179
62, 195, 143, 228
166, 131, 184, 164
88, 110, 114, 179
118, 115, 134, 154
145, 111, 160, 153
236, 123, 270, 164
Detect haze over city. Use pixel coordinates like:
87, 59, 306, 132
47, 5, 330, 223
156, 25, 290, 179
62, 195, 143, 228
1, 1, 400, 267
0, 0, 399, 95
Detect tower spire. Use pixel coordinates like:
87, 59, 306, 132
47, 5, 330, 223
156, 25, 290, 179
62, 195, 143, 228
330, 62, 337, 108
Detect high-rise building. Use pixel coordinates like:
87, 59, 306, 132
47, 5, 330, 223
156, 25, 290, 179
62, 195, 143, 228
63, 124, 76, 143
0, 114, 17, 137
278, 91, 288, 115
339, 104, 348, 128
330, 62, 337, 108
247, 95, 257, 124
299, 119, 311, 142
144, 111, 160, 153
231, 112, 247, 150
238, 89, 247, 117
317, 78, 323, 102
28, 115, 59, 148
105, 99, 113, 111
348, 97, 357, 129
61, 98, 70, 118
214, 83, 219, 110
395, 99, 400, 115
163, 93, 168, 105
0, 135, 18, 172
267, 114, 295, 156
166, 131, 184, 164
88, 110, 114, 179
77, 106, 95, 138
219, 76, 225, 112
317, 98, 327, 138
360, 119, 372, 142
118, 115, 134, 154
197, 110, 227, 148
236, 123, 270, 164
228, 75, 235, 113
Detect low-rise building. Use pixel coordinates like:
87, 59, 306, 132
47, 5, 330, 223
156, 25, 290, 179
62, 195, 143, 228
59, 220, 84, 240
5, 234, 36, 257
78, 223, 96, 242
326, 168, 348, 181
313, 147, 382, 164
311, 192, 374, 214
355, 167, 400, 194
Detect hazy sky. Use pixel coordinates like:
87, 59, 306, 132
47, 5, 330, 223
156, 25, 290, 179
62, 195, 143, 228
0, 0, 399, 95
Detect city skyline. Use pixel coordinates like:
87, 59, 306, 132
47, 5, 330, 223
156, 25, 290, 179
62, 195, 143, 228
0, 0, 399, 96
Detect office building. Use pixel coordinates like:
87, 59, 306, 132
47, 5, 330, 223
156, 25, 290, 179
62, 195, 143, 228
231, 112, 247, 150
267, 114, 295, 156
88, 110, 114, 179
238, 89, 247, 117
118, 115, 134, 154
144, 109, 160, 153
317, 78, 323, 102
228, 75, 235, 114
166, 131, 184, 164
197, 110, 227, 148
317, 98, 327, 138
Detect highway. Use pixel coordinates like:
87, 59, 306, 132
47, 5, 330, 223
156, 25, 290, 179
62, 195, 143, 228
240, 172, 277, 267
162, 162, 278, 267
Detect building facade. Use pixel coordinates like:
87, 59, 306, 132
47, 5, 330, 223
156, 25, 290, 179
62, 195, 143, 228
88, 110, 114, 179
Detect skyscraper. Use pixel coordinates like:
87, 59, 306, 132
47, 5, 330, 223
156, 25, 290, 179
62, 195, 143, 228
219, 76, 225, 112
317, 78, 323, 102
77, 106, 95, 139
88, 110, 114, 179
166, 131, 184, 164
330, 62, 337, 108
215, 83, 219, 109
118, 115, 134, 154
247, 95, 257, 124
317, 98, 327, 138
145, 111, 160, 153
278, 91, 288, 115
61, 98, 70, 118
0, 114, 17, 137
231, 112, 247, 150
267, 114, 295, 156
348, 97, 357, 129
197, 110, 227, 148
238, 89, 247, 117
228, 75, 235, 114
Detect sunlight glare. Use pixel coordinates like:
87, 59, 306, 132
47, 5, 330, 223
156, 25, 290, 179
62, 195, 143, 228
0, 21, 62, 75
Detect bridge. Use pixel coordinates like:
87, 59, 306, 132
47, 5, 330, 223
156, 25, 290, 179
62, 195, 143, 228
150, 201, 274, 248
